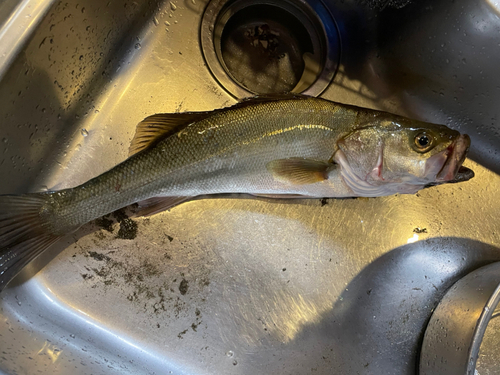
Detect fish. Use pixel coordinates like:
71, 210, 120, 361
0, 95, 473, 291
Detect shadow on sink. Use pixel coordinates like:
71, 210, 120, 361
284, 237, 500, 375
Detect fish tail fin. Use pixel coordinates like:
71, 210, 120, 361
0, 193, 61, 292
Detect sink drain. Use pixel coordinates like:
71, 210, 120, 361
201, 0, 340, 98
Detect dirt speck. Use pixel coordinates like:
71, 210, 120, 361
95, 216, 114, 232
198, 278, 210, 287
88, 251, 111, 262
179, 279, 189, 295
141, 260, 160, 277
413, 227, 428, 233
320, 198, 329, 207
117, 218, 138, 239
166, 235, 174, 242
178, 329, 188, 339
112, 209, 138, 240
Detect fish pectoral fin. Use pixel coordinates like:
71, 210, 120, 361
136, 196, 191, 216
129, 112, 214, 156
266, 158, 331, 185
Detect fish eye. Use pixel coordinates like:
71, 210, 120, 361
414, 132, 433, 152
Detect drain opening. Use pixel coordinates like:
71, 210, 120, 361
220, 4, 315, 94
201, 0, 340, 98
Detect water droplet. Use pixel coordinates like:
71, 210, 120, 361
209, 25, 214, 32
135, 43, 141, 50
70, 334, 75, 338
226, 350, 234, 357
79, 55, 83, 61
170, 2, 177, 11
165, 21, 170, 26
2, 138, 7, 144
81, 129, 89, 137
153, 17, 159, 26
232, 360, 238, 366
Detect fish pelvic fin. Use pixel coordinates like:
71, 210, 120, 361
266, 158, 331, 185
136, 196, 191, 217
129, 112, 214, 156
0, 194, 61, 292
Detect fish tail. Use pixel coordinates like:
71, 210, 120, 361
0, 193, 61, 292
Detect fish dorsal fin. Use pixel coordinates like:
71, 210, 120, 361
129, 112, 213, 156
266, 158, 331, 185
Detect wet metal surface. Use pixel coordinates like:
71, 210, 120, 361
1, 0, 500, 374
420, 262, 500, 375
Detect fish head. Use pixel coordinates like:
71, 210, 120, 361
334, 114, 473, 196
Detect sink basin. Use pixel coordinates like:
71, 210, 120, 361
0, 0, 499, 374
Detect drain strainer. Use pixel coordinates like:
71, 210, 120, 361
201, 0, 340, 98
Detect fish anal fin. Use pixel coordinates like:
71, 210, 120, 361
266, 158, 331, 185
251, 193, 309, 199
136, 196, 190, 217
129, 112, 213, 156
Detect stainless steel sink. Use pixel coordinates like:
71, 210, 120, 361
1, 0, 499, 374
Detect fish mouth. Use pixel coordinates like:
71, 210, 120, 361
434, 134, 471, 182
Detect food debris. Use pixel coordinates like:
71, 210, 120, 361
413, 227, 428, 233
179, 278, 189, 295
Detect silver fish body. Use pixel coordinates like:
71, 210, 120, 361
0, 95, 473, 291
